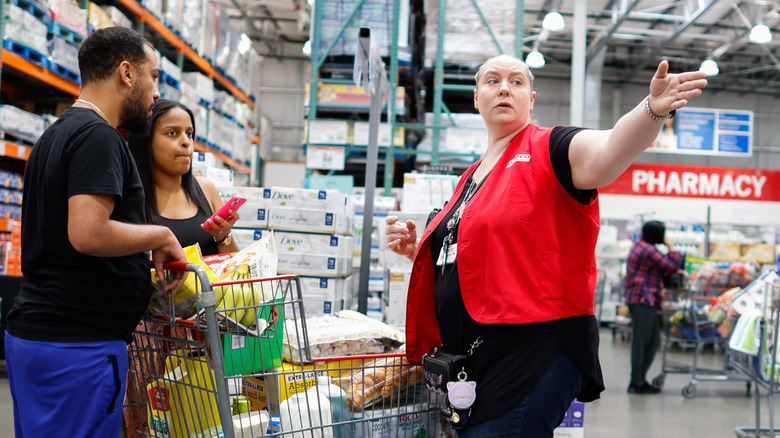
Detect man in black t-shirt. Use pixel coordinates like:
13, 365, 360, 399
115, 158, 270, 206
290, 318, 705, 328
5, 27, 186, 437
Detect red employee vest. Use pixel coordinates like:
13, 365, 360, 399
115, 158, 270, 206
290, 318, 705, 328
405, 125, 601, 363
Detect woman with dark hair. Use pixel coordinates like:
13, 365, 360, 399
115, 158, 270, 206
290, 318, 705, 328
129, 99, 239, 255
624, 220, 684, 393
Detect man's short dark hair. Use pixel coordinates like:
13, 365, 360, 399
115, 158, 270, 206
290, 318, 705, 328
78, 26, 152, 85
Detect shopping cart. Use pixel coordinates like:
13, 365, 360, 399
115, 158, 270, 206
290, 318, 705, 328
654, 287, 748, 398
124, 262, 445, 438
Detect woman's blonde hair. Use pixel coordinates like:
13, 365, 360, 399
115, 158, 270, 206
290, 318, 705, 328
474, 54, 535, 89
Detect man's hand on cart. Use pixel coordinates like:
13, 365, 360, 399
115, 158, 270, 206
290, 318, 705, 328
386, 216, 417, 262
151, 231, 187, 291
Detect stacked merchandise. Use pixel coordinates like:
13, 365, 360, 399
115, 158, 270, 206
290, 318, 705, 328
0, 170, 22, 222
3, 0, 50, 67
318, 0, 395, 58
219, 185, 355, 319
0, 104, 46, 142
191, 151, 233, 186
424, 0, 515, 63
45, 0, 86, 82
376, 173, 458, 329
158, 55, 182, 101
352, 194, 398, 320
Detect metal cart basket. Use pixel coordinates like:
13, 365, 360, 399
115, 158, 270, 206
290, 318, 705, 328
655, 286, 748, 398
124, 262, 445, 438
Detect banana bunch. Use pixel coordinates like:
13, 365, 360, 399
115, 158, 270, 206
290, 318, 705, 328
214, 264, 277, 328
215, 265, 250, 324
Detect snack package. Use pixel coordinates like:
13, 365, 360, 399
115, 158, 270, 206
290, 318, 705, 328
214, 231, 278, 280
148, 244, 219, 319
334, 346, 423, 410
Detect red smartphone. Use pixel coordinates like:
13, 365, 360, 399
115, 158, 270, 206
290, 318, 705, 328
202, 195, 246, 230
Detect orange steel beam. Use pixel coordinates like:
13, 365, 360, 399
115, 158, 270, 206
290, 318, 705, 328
1, 50, 80, 96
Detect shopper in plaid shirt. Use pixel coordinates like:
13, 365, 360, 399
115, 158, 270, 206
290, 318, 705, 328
624, 220, 684, 394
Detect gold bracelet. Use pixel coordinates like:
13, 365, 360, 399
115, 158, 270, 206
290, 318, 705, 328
215, 231, 232, 245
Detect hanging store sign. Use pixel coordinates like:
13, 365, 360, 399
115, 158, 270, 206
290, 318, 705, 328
601, 163, 780, 202
647, 107, 753, 157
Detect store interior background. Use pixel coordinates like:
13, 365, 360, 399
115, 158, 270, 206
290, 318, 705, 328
2, 0, 780, 436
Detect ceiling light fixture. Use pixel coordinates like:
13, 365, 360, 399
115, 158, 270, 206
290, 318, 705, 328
699, 59, 719, 76
302, 40, 312, 57
749, 24, 772, 44
526, 50, 545, 69
542, 12, 565, 32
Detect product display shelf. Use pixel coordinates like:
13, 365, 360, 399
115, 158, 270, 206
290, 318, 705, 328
0, 140, 32, 161
113, 0, 255, 110
194, 140, 249, 174
0, 48, 80, 96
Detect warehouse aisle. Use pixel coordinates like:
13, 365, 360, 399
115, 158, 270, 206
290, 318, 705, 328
0, 328, 776, 438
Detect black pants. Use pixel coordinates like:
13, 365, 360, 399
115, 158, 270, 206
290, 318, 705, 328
628, 303, 661, 386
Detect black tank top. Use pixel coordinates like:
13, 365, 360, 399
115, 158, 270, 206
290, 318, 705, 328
159, 209, 219, 256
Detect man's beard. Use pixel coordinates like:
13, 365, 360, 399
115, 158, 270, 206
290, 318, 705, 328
118, 83, 151, 135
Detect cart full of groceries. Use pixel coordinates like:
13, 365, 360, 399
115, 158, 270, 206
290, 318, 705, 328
123, 234, 446, 438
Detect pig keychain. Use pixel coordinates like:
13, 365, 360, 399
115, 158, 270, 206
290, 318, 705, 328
447, 369, 477, 409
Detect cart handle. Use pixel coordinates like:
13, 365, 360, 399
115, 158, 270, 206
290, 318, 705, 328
162, 261, 190, 272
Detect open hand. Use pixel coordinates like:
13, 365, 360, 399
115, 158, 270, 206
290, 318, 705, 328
648, 60, 708, 116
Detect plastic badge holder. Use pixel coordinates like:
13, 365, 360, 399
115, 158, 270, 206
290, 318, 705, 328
222, 294, 285, 376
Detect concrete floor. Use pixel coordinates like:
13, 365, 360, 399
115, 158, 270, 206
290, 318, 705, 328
0, 328, 779, 437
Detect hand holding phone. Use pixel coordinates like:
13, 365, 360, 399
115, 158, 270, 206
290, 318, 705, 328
202, 195, 246, 230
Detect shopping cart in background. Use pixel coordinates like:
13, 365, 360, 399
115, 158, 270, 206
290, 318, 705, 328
124, 262, 446, 438
654, 286, 749, 398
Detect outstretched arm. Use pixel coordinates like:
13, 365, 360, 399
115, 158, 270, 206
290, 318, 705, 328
569, 60, 708, 190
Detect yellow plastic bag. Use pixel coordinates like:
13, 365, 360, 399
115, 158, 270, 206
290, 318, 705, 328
148, 244, 220, 319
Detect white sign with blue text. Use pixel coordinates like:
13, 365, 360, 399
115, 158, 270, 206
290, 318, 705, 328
648, 107, 752, 157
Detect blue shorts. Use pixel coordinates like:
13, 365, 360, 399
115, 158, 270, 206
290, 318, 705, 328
5, 333, 128, 438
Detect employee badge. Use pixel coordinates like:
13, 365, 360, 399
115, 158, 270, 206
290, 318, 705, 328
436, 242, 457, 267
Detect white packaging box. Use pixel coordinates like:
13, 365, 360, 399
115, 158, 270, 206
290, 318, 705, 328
0, 105, 45, 139
215, 186, 268, 204
263, 187, 349, 212
298, 276, 350, 316
352, 122, 403, 147
233, 203, 268, 228
160, 56, 182, 82
275, 231, 352, 259
181, 71, 215, 103
277, 253, 350, 277
267, 207, 339, 234
101, 5, 132, 28
306, 119, 349, 144
205, 166, 232, 185
192, 151, 217, 167
231, 228, 259, 249
383, 269, 411, 328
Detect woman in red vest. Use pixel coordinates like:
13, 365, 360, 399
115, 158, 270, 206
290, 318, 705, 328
386, 55, 707, 436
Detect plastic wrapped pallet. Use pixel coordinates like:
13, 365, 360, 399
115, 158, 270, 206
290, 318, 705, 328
141, 0, 164, 20
424, 0, 516, 63
4, 4, 49, 55
164, 0, 185, 33
100, 5, 132, 28
47, 36, 79, 73
86, 2, 112, 31
46, 0, 87, 37
179, 0, 202, 49
0, 105, 46, 139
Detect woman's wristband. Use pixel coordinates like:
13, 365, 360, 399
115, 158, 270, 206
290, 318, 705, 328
215, 231, 233, 245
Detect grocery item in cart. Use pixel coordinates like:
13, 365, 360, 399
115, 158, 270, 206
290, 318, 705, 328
214, 230, 277, 280
279, 384, 334, 438
282, 313, 404, 363
147, 348, 221, 438
335, 349, 424, 410
148, 243, 219, 319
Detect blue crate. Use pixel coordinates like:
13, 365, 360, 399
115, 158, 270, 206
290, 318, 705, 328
47, 22, 84, 46
48, 62, 81, 84
2, 39, 48, 68
159, 71, 180, 89
7, 0, 50, 26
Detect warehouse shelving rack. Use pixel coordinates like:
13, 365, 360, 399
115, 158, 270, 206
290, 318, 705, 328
305, 0, 527, 193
